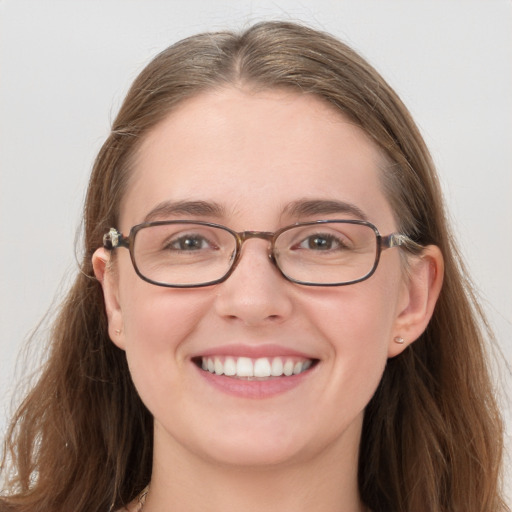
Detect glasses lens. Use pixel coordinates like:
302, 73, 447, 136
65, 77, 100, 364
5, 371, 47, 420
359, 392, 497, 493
274, 222, 378, 285
133, 223, 236, 286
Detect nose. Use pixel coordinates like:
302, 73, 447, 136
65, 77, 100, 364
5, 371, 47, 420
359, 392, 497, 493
213, 238, 294, 326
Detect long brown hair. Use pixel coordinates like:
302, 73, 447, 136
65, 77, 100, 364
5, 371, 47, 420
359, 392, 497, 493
1, 21, 508, 512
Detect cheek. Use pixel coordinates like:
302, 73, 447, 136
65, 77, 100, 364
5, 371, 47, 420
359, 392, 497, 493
121, 286, 213, 354
117, 289, 220, 430
307, 274, 401, 400
309, 277, 398, 351
116, 278, 215, 396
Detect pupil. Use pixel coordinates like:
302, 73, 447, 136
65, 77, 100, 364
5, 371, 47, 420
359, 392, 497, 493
310, 236, 329, 249
182, 237, 201, 249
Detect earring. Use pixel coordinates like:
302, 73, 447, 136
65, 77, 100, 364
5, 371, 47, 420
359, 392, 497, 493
393, 336, 405, 344
115, 329, 122, 335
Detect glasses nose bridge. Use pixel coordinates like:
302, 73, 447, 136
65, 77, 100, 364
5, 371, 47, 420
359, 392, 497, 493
234, 230, 277, 265
237, 230, 275, 244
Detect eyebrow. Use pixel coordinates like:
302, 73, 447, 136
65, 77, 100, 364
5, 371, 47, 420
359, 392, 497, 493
142, 198, 368, 224
143, 200, 225, 222
283, 199, 368, 221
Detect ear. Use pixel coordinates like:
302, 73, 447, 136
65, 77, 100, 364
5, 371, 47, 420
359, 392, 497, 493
92, 247, 126, 350
388, 245, 444, 358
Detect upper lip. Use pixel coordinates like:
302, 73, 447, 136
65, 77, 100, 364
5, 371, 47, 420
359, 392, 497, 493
191, 344, 317, 360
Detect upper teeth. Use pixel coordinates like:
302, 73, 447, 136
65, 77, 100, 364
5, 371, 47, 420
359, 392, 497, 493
201, 356, 312, 378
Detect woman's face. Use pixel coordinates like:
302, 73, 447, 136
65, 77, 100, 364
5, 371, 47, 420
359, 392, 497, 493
97, 88, 417, 468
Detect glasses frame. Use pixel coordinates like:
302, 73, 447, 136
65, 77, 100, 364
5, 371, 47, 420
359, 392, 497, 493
102, 219, 423, 288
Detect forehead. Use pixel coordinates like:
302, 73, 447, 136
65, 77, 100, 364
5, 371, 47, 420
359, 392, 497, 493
121, 88, 395, 231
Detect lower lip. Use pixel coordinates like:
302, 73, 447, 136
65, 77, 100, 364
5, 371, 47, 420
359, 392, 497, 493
195, 364, 313, 399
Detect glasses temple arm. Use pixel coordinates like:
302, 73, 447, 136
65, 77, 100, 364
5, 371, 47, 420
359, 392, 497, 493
381, 233, 424, 252
103, 228, 130, 250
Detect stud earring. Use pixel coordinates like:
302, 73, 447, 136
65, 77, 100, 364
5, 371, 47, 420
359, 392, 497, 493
115, 329, 122, 335
393, 336, 405, 344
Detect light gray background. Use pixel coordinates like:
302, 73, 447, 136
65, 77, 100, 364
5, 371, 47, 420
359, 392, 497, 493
1, 0, 511, 499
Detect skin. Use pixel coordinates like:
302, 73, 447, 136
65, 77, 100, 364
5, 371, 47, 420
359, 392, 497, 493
93, 88, 443, 512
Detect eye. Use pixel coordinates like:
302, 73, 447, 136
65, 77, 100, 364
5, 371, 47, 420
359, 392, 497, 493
296, 233, 348, 251
166, 233, 216, 251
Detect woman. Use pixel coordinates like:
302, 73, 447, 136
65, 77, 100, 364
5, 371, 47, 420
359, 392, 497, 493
0, 21, 508, 512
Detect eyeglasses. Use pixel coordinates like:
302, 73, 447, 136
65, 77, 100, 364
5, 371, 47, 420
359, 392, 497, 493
102, 220, 422, 288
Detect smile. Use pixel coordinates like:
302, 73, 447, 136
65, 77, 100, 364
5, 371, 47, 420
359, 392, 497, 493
198, 356, 315, 379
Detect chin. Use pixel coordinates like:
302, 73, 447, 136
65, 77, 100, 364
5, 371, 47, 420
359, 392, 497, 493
197, 437, 307, 469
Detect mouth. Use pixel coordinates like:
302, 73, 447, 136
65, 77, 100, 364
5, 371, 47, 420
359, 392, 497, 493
193, 356, 318, 380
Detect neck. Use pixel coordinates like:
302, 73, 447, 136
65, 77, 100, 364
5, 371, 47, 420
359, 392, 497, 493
141, 421, 365, 512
